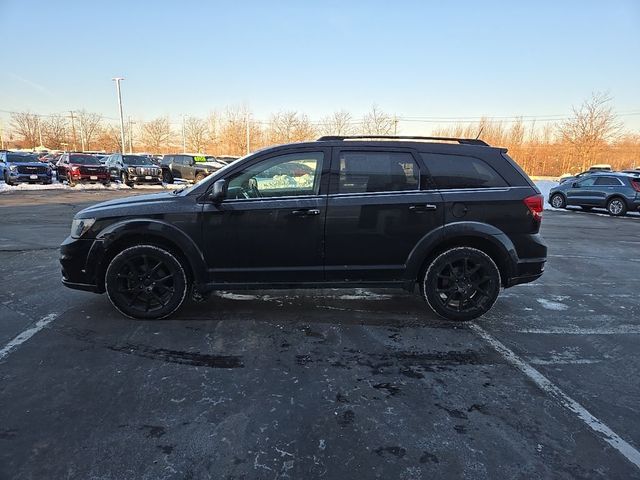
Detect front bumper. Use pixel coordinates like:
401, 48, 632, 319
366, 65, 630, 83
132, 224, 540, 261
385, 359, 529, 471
8, 172, 52, 183
60, 236, 103, 293
128, 175, 163, 184
70, 173, 110, 183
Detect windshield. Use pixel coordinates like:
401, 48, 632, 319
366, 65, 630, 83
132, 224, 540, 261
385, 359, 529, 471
7, 153, 39, 163
123, 155, 155, 166
69, 155, 101, 165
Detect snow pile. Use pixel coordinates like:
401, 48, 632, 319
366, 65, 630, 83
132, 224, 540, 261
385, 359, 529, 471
0, 180, 186, 193
533, 179, 558, 210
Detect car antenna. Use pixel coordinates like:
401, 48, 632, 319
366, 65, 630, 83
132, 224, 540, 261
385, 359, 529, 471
475, 126, 484, 140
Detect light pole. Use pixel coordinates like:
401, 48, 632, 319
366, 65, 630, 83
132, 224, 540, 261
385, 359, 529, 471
181, 114, 186, 153
112, 77, 126, 153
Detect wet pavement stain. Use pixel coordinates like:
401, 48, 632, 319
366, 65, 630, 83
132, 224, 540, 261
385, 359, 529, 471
139, 425, 166, 438
420, 451, 439, 464
337, 410, 355, 427
374, 446, 406, 458
108, 343, 244, 369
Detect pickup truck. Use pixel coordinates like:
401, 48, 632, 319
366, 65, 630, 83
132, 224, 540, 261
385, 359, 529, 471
160, 154, 224, 183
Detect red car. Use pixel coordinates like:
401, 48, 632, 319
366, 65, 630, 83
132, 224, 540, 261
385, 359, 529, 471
56, 153, 110, 186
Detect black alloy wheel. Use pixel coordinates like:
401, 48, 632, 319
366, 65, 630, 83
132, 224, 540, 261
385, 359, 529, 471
105, 245, 188, 319
423, 247, 501, 321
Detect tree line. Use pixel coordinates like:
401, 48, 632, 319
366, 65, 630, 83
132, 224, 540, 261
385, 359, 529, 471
3, 93, 638, 176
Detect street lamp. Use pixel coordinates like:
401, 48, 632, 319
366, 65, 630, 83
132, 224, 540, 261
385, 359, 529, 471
112, 77, 126, 154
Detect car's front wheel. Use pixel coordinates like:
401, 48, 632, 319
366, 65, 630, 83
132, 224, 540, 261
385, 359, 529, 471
105, 245, 189, 319
607, 197, 627, 216
550, 193, 566, 209
422, 247, 501, 321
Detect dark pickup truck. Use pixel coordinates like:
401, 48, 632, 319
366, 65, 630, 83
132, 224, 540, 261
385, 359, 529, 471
160, 154, 223, 183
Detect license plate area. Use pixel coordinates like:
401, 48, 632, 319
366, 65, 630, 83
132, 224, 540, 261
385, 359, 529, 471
30, 175, 38, 180
90, 175, 98, 180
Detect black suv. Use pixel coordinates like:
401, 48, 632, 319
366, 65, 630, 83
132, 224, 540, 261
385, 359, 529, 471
60, 136, 547, 321
104, 153, 163, 186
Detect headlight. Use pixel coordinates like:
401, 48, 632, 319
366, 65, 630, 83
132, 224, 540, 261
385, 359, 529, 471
9, 165, 17, 171
128, 167, 135, 173
70, 218, 96, 239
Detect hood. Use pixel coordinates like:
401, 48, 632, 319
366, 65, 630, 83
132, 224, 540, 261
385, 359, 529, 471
76, 191, 181, 219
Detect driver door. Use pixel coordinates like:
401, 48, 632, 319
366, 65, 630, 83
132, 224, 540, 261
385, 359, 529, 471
201, 148, 330, 284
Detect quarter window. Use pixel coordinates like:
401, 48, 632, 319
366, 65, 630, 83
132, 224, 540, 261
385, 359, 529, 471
226, 152, 324, 199
594, 176, 622, 186
338, 151, 419, 194
421, 153, 507, 189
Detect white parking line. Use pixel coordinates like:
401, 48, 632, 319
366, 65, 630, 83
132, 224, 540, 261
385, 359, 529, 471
0, 313, 58, 361
470, 323, 640, 470
514, 326, 640, 335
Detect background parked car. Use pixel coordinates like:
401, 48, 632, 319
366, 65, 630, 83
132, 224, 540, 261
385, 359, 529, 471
56, 153, 110, 186
549, 172, 640, 215
104, 154, 163, 186
0, 151, 53, 185
160, 154, 220, 183
559, 164, 612, 184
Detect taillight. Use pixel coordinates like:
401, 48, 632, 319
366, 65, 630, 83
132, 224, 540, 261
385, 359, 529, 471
524, 194, 543, 222
631, 180, 640, 193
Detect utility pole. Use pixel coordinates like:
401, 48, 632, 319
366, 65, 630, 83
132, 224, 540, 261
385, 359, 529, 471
0, 119, 5, 150
245, 112, 250, 155
182, 115, 186, 153
37, 115, 43, 148
78, 116, 86, 151
69, 111, 78, 150
393, 115, 399, 135
128, 116, 134, 154
112, 77, 126, 153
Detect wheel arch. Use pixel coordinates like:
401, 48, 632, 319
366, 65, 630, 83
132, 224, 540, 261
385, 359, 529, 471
87, 219, 208, 292
405, 222, 517, 288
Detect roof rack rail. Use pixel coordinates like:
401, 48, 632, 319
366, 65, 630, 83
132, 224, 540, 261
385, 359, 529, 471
316, 135, 490, 146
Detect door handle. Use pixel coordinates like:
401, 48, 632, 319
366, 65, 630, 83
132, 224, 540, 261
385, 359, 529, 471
291, 208, 320, 216
408, 204, 437, 212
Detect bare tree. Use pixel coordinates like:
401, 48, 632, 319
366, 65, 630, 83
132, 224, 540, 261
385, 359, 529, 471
319, 110, 355, 136
361, 105, 395, 135
95, 124, 123, 152
43, 114, 69, 149
268, 111, 316, 144
184, 116, 209, 153
218, 106, 263, 155
10, 112, 40, 148
558, 92, 623, 170
140, 117, 172, 152
75, 110, 103, 150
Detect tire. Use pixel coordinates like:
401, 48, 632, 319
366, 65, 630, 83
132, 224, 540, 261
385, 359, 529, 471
422, 247, 501, 321
607, 197, 627, 216
121, 171, 132, 187
162, 170, 174, 184
195, 172, 206, 182
550, 193, 566, 209
103, 181, 111, 187
105, 245, 189, 320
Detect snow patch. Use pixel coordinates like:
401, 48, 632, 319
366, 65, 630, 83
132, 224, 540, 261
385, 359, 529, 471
536, 298, 569, 311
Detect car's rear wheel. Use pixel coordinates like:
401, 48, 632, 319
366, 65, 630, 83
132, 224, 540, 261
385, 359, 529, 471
550, 193, 566, 209
422, 247, 501, 321
105, 245, 189, 319
607, 197, 627, 216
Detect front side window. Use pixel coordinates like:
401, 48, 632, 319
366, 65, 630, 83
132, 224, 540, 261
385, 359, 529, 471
338, 151, 419, 194
226, 152, 324, 200
421, 153, 507, 189
577, 177, 597, 187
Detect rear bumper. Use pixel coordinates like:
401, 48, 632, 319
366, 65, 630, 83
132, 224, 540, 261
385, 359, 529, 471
505, 257, 545, 287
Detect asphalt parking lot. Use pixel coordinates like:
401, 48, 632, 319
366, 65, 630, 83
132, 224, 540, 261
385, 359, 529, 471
1, 189, 639, 479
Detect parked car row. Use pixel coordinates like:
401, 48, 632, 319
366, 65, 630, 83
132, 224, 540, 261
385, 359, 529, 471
0, 150, 240, 187
549, 170, 640, 216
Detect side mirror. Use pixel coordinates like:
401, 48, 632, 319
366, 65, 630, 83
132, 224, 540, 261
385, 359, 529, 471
572, 182, 579, 188
210, 179, 227, 203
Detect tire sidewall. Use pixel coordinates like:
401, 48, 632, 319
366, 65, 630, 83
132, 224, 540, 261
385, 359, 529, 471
105, 244, 188, 320
423, 247, 501, 321
607, 198, 626, 216
551, 193, 565, 209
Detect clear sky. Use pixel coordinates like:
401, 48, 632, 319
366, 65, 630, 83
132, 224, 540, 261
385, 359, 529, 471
1, 0, 639, 131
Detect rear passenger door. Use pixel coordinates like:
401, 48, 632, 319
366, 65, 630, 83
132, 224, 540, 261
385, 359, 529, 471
593, 176, 624, 206
324, 147, 443, 282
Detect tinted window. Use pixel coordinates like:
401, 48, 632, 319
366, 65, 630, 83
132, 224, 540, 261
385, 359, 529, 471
421, 153, 507, 189
69, 155, 101, 165
7, 153, 39, 163
338, 151, 419, 194
227, 152, 324, 199
123, 155, 154, 166
594, 176, 622, 186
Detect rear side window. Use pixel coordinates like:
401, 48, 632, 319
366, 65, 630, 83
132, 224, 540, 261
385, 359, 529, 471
338, 151, 419, 194
594, 176, 622, 186
421, 153, 507, 189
